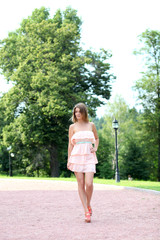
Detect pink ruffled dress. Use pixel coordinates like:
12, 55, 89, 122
68, 131, 98, 173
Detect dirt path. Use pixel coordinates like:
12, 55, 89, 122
0, 179, 159, 240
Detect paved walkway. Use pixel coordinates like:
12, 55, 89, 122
0, 179, 160, 240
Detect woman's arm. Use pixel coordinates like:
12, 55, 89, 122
67, 124, 74, 167
91, 122, 99, 152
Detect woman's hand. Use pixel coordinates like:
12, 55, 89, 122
67, 162, 71, 169
90, 146, 97, 153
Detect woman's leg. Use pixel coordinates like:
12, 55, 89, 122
75, 172, 88, 212
85, 172, 94, 208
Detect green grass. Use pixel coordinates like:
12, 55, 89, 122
0, 174, 160, 191
93, 179, 160, 192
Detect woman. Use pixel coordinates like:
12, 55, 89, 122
67, 103, 99, 223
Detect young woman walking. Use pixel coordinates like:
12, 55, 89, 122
67, 103, 99, 223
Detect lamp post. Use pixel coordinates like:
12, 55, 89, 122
112, 119, 120, 182
10, 153, 14, 177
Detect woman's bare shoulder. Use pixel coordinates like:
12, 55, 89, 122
69, 123, 76, 132
89, 122, 98, 138
68, 124, 75, 140
89, 122, 96, 129
69, 123, 75, 129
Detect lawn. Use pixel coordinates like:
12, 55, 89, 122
93, 178, 160, 191
0, 174, 160, 191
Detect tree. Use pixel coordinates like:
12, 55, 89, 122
120, 140, 149, 180
134, 29, 160, 181
95, 132, 113, 179
0, 7, 115, 176
98, 95, 149, 180
0, 145, 9, 174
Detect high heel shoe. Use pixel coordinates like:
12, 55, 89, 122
85, 211, 91, 223
88, 206, 92, 216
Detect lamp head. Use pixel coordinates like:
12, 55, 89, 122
112, 119, 119, 130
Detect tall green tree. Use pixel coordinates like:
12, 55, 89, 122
95, 132, 113, 179
99, 95, 149, 180
134, 29, 160, 181
120, 140, 149, 180
0, 7, 115, 176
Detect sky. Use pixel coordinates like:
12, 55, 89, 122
0, 0, 160, 117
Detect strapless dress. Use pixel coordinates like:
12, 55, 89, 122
68, 131, 98, 173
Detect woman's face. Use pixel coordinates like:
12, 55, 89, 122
75, 108, 83, 121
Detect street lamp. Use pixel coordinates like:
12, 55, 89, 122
112, 119, 120, 182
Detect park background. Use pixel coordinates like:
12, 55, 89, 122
0, 0, 160, 182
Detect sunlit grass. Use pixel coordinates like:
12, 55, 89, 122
93, 178, 160, 191
0, 174, 160, 191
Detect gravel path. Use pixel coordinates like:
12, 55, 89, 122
0, 179, 160, 240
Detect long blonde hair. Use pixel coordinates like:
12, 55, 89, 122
72, 103, 89, 123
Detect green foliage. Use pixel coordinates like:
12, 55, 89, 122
134, 29, 160, 74
0, 145, 9, 173
95, 133, 113, 179
96, 95, 149, 180
91, 117, 105, 131
134, 29, 160, 181
120, 140, 149, 180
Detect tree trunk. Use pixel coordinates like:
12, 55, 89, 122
47, 145, 59, 177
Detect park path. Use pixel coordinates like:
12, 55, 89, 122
0, 178, 160, 240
